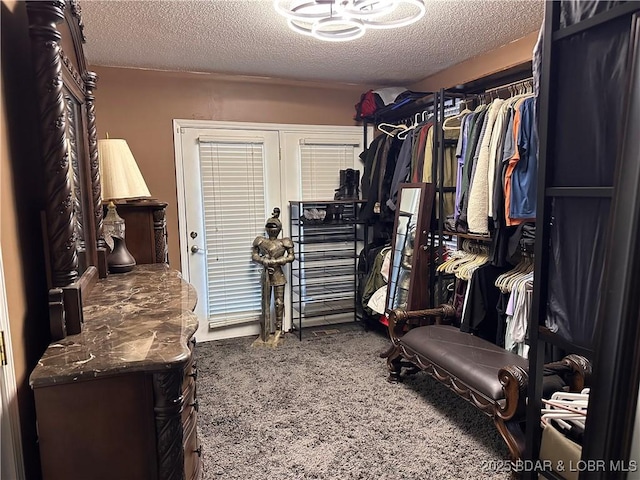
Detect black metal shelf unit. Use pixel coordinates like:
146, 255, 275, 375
429, 89, 465, 307
359, 73, 537, 310
361, 90, 462, 309
526, 2, 640, 479
289, 200, 361, 339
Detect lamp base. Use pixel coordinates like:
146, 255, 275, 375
107, 236, 136, 273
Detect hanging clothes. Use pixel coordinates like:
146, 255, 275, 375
509, 96, 538, 222
386, 129, 415, 211
460, 263, 511, 343
467, 99, 505, 234
411, 122, 432, 182
360, 133, 385, 202
421, 124, 459, 219
359, 134, 401, 224
487, 100, 511, 222
504, 273, 533, 358
504, 98, 526, 226
454, 112, 473, 223
457, 105, 489, 231
361, 245, 392, 315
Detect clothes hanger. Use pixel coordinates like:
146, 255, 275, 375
511, 81, 535, 102
437, 248, 465, 272
442, 100, 470, 130
503, 265, 528, 294
441, 244, 474, 273
505, 257, 533, 292
541, 412, 586, 430
445, 243, 475, 274
454, 256, 476, 278
496, 257, 527, 293
512, 270, 533, 296
446, 251, 470, 275
377, 122, 405, 137
396, 112, 423, 140
495, 260, 518, 292
541, 394, 588, 429
396, 126, 412, 140
463, 245, 489, 280
452, 248, 472, 277
542, 399, 589, 413
455, 243, 488, 280
442, 109, 467, 130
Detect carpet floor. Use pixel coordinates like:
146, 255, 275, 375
195, 324, 511, 480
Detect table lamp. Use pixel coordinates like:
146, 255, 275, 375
98, 137, 151, 273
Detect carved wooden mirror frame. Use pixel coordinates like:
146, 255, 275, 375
27, 0, 107, 340
385, 182, 435, 314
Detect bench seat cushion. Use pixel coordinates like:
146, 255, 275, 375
400, 325, 529, 401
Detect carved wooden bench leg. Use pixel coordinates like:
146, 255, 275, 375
496, 365, 529, 461
387, 346, 404, 383
494, 417, 525, 462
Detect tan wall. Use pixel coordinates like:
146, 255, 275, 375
91, 66, 366, 269
1, 1, 52, 478
410, 30, 539, 91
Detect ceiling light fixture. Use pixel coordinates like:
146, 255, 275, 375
274, 0, 426, 42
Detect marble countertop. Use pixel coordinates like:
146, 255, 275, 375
30, 264, 199, 388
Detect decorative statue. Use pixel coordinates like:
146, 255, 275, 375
251, 207, 295, 345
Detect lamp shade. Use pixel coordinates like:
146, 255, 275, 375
98, 138, 151, 200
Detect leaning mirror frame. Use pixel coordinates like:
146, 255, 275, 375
385, 182, 435, 315
27, 0, 108, 341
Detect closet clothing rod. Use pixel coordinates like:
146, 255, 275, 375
482, 76, 534, 96
369, 93, 436, 125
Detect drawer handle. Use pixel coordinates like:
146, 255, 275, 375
190, 399, 199, 412
188, 367, 198, 380
194, 445, 202, 457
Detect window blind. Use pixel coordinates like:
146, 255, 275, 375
300, 144, 355, 200
198, 140, 265, 325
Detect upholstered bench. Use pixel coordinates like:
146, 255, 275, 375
386, 306, 591, 461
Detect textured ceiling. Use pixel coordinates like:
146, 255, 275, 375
80, 0, 544, 87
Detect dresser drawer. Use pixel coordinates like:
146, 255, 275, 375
182, 380, 197, 425
183, 358, 197, 391
183, 337, 197, 379
34, 373, 157, 480
182, 337, 198, 424
183, 408, 201, 480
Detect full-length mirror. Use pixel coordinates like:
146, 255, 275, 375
28, 0, 107, 339
386, 183, 435, 313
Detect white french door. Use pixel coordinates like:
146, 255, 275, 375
175, 120, 367, 342
178, 127, 281, 341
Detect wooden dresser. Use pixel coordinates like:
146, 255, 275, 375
112, 199, 169, 264
30, 265, 201, 480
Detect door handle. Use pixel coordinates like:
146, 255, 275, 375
190, 245, 207, 254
